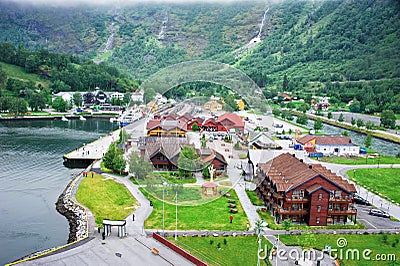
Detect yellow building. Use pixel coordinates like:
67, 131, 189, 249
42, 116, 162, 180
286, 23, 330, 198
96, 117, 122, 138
235, 99, 245, 111
204, 100, 223, 112
147, 101, 158, 113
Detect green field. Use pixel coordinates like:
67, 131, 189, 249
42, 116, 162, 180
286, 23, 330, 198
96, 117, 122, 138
246, 189, 265, 206
279, 233, 400, 266
76, 173, 137, 225
315, 156, 400, 165
169, 236, 272, 266
0, 61, 47, 87
348, 168, 400, 204
141, 188, 249, 231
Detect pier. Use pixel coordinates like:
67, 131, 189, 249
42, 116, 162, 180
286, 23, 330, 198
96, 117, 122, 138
63, 129, 121, 168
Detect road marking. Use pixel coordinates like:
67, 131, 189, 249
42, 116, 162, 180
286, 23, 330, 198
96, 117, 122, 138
358, 219, 377, 229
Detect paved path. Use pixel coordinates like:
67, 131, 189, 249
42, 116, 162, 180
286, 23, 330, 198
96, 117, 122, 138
228, 158, 261, 229
21, 167, 194, 266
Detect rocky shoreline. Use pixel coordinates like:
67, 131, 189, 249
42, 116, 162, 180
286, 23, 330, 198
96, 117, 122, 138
55, 173, 88, 243
11, 173, 89, 264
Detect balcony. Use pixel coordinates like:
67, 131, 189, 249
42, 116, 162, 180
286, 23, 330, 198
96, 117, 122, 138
285, 196, 310, 203
329, 196, 353, 203
277, 208, 309, 215
271, 191, 284, 199
328, 208, 357, 215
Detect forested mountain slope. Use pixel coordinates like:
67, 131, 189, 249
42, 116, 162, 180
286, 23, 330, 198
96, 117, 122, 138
0, 0, 399, 113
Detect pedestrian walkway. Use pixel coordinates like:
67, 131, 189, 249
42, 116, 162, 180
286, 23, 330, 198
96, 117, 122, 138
21, 169, 194, 266
227, 158, 262, 229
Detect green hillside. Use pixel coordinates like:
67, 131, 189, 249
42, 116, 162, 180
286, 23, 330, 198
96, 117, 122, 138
0, 61, 47, 87
0, 0, 399, 114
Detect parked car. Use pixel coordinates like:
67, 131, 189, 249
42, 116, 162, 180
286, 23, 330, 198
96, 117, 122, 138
353, 194, 370, 205
369, 209, 390, 218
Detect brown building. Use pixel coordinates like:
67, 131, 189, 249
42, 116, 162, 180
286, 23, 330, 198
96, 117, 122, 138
255, 153, 357, 226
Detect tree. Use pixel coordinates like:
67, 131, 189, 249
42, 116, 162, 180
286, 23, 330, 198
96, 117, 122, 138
338, 113, 344, 122
119, 128, 130, 143
327, 112, 332, 119
282, 73, 288, 91
342, 130, 349, 136
52, 96, 67, 112
380, 110, 396, 129
365, 121, 374, 130
296, 114, 308, 125
73, 92, 83, 108
129, 151, 153, 180
349, 99, 361, 113
356, 118, 365, 128
113, 154, 126, 174
272, 108, 281, 116
9, 98, 27, 115
178, 146, 202, 178
283, 218, 292, 234
103, 143, 118, 170
351, 117, 356, 126
314, 118, 323, 131
143, 88, 156, 104
192, 122, 199, 131
364, 133, 372, 148
28, 93, 46, 111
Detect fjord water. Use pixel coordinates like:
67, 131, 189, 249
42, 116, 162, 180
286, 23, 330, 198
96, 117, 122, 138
0, 119, 117, 265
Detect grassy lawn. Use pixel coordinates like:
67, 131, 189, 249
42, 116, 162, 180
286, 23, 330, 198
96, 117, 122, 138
257, 210, 365, 230
246, 189, 265, 206
154, 172, 196, 184
76, 173, 137, 225
348, 168, 400, 204
279, 233, 400, 266
315, 155, 400, 165
141, 188, 249, 231
168, 236, 272, 266
0, 61, 47, 87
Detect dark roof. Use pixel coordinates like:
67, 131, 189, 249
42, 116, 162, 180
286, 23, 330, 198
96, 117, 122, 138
257, 153, 356, 193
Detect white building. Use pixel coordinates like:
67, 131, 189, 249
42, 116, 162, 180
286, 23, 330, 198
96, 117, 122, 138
131, 89, 144, 103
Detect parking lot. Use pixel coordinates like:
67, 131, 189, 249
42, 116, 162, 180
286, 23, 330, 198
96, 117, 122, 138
356, 204, 400, 229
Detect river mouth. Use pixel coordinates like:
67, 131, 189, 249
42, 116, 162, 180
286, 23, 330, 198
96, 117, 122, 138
0, 119, 117, 265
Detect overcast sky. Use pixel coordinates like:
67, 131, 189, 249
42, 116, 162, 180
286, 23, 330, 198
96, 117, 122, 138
3, 0, 263, 6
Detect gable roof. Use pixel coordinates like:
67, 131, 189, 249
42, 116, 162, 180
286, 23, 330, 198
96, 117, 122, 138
201, 149, 228, 165
257, 153, 356, 193
297, 135, 353, 145
217, 113, 244, 127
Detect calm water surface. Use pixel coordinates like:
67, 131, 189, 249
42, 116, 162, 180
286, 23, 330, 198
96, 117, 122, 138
0, 119, 117, 265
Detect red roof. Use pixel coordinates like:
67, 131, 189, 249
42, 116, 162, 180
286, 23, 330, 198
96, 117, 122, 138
257, 153, 356, 193
217, 113, 244, 126
146, 119, 161, 130
202, 182, 218, 188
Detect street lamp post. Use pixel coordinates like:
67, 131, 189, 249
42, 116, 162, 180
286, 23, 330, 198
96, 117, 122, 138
162, 182, 167, 237
175, 189, 178, 241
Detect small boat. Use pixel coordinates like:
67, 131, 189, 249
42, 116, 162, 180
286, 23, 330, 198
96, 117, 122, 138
79, 115, 86, 121
61, 116, 69, 121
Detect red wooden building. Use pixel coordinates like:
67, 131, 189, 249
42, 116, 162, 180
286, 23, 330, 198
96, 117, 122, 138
255, 153, 357, 226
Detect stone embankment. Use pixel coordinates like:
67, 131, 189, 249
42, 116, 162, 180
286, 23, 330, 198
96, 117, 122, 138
56, 172, 89, 243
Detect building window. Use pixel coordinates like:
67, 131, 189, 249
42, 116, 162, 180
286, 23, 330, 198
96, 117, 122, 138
328, 204, 332, 210
317, 206, 321, 212
292, 216, 297, 222
316, 217, 320, 224
318, 193, 322, 200
335, 191, 342, 197
340, 216, 344, 222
